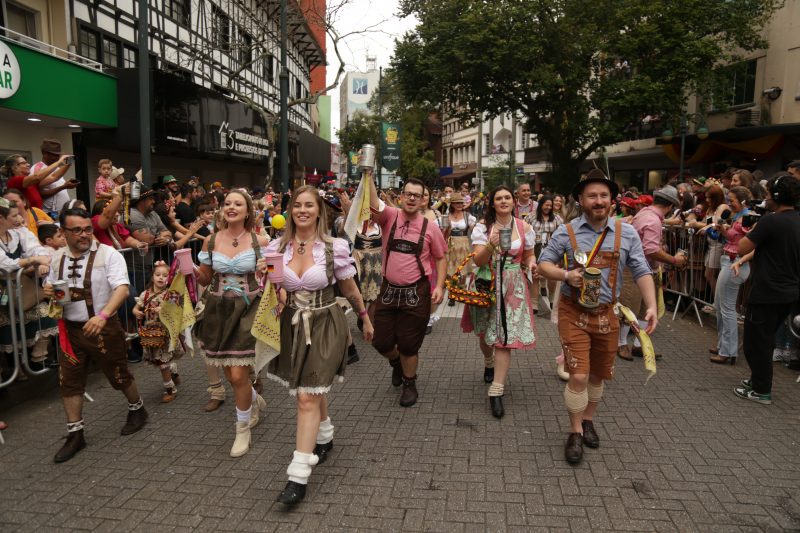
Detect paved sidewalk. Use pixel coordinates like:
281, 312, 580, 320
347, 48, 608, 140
1, 305, 799, 532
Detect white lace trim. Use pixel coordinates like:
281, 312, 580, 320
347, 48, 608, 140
204, 356, 255, 368
0, 326, 58, 352
265, 373, 344, 396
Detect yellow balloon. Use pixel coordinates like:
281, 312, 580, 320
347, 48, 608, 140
271, 214, 286, 230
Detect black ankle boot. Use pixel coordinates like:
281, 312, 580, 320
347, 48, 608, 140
54, 430, 86, 463
277, 481, 307, 505
489, 396, 504, 418
390, 359, 402, 387
314, 441, 333, 464
483, 367, 494, 384
347, 344, 360, 365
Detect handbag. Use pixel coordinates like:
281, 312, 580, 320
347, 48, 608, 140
445, 252, 495, 308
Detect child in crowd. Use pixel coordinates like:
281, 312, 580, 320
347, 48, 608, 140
37, 224, 66, 253
195, 203, 214, 238
94, 159, 116, 201
132, 261, 184, 402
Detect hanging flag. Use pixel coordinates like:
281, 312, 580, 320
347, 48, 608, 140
381, 123, 401, 171
343, 171, 373, 241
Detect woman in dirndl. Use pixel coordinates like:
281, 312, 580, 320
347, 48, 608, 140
194, 190, 270, 458
266, 185, 373, 506
461, 186, 536, 419
351, 221, 382, 313
0, 198, 56, 377
443, 193, 476, 306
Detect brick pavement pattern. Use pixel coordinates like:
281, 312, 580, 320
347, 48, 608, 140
1, 304, 800, 532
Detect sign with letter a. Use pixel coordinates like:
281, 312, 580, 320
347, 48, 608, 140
0, 42, 20, 99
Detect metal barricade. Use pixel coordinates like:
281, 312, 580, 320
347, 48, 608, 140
0, 267, 51, 389
660, 224, 753, 328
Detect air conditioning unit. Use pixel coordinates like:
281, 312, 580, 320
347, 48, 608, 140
735, 109, 761, 127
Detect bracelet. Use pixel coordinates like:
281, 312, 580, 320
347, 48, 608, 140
98, 311, 110, 321
358, 309, 368, 317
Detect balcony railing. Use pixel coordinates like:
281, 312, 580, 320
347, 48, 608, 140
0, 26, 103, 72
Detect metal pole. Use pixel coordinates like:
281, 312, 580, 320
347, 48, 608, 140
678, 113, 686, 180
377, 66, 382, 189
279, 0, 290, 192
137, 0, 151, 185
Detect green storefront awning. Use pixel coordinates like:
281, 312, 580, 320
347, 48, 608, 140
0, 39, 117, 127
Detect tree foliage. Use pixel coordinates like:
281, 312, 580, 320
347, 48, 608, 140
336, 69, 438, 183
393, 0, 782, 189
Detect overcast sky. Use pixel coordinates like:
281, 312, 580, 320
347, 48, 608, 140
326, 0, 418, 144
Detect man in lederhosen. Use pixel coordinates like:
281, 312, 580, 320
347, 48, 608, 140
538, 171, 656, 465
368, 177, 447, 406
44, 208, 147, 463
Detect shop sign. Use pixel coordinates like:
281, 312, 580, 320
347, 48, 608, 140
0, 41, 21, 99
218, 121, 269, 156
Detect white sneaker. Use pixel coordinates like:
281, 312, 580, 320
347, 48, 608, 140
772, 348, 790, 363
230, 421, 251, 457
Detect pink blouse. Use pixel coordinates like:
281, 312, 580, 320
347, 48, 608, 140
265, 238, 356, 292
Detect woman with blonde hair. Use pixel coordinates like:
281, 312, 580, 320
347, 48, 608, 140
264, 185, 373, 505
194, 190, 270, 458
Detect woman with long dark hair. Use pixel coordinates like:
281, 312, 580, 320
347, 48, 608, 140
461, 185, 536, 418
531, 196, 563, 314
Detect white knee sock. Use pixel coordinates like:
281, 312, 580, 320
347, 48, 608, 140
619, 324, 630, 347
317, 417, 334, 445
236, 406, 252, 424
287, 451, 319, 484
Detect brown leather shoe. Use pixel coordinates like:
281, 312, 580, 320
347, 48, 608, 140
390, 359, 403, 387
399, 375, 418, 407
204, 398, 225, 412
632, 347, 662, 360
565, 432, 583, 464
617, 345, 633, 361
54, 430, 86, 463
581, 420, 599, 448
120, 407, 148, 436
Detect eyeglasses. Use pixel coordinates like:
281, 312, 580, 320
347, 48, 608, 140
63, 226, 94, 236
403, 192, 422, 200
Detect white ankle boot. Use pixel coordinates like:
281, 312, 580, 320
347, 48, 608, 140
249, 394, 267, 428
230, 421, 251, 457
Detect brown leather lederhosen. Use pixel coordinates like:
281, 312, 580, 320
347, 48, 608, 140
58, 250, 101, 317
383, 216, 429, 282
564, 218, 623, 313
558, 219, 624, 379
56, 248, 132, 397
372, 215, 432, 357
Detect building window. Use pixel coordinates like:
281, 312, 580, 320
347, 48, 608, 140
717, 59, 757, 108
78, 27, 100, 62
238, 30, 253, 66
123, 46, 137, 68
521, 134, 528, 150
6, 2, 38, 39
102, 38, 120, 68
211, 6, 230, 51
263, 53, 274, 84
163, 0, 190, 26
484, 134, 490, 155
295, 78, 302, 100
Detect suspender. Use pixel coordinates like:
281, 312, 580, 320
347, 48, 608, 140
384, 214, 429, 280
58, 249, 99, 316
565, 219, 623, 303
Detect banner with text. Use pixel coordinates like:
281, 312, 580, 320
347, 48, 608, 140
381, 122, 401, 172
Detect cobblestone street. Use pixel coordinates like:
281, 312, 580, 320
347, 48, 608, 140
1, 305, 799, 532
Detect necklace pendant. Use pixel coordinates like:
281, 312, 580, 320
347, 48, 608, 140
297, 246, 305, 255
232, 239, 239, 247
